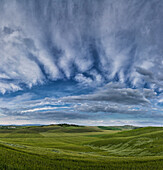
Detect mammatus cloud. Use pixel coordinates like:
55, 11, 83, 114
0, 0, 163, 93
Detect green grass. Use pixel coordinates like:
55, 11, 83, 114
0, 125, 163, 169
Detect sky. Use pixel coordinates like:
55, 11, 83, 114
0, 0, 162, 126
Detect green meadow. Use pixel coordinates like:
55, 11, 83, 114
0, 124, 163, 169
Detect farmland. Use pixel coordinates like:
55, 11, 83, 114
0, 124, 163, 169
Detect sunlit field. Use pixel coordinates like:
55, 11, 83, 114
0, 124, 163, 169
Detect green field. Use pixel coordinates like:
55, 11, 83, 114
0, 124, 163, 169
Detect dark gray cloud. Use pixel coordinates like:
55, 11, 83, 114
63, 83, 156, 105
0, 86, 162, 125
74, 102, 145, 115
0, 106, 90, 121
136, 67, 153, 79
20, 111, 90, 121
136, 66, 163, 88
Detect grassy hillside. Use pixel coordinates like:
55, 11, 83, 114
0, 124, 163, 169
89, 127, 163, 157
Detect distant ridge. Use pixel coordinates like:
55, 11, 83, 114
0, 124, 44, 126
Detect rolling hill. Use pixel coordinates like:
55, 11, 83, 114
0, 124, 162, 169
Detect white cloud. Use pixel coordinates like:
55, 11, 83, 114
0, 0, 162, 93
21, 106, 69, 113
0, 82, 21, 94
75, 74, 93, 86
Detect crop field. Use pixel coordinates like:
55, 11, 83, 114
0, 124, 163, 169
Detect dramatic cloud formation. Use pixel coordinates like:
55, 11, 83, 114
0, 0, 162, 126
62, 83, 157, 105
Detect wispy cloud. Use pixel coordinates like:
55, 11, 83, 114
0, 82, 162, 126
0, 0, 162, 93
62, 82, 156, 105
0, 0, 162, 126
